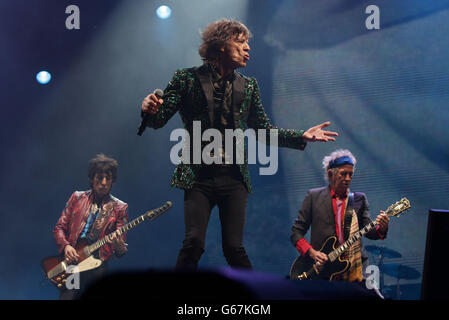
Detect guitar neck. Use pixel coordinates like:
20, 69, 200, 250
319, 198, 409, 264
86, 214, 145, 254
87, 204, 170, 254
328, 220, 378, 262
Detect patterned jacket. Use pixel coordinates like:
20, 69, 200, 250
53, 190, 128, 261
142, 64, 307, 193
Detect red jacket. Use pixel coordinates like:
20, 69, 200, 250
53, 190, 128, 261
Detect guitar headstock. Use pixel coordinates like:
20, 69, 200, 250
384, 198, 411, 217
145, 201, 173, 220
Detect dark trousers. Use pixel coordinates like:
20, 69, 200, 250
175, 165, 252, 270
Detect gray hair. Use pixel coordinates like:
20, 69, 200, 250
322, 149, 357, 182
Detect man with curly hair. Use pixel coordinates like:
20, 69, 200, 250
53, 154, 128, 299
140, 19, 338, 270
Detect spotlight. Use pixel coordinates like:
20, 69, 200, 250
36, 71, 51, 84
156, 5, 171, 20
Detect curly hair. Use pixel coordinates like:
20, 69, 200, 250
88, 153, 118, 183
198, 19, 252, 63
322, 149, 357, 182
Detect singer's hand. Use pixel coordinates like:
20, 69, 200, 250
142, 93, 163, 115
302, 121, 338, 142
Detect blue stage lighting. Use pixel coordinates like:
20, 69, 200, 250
36, 71, 51, 84
156, 5, 171, 19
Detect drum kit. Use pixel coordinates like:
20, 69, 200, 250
365, 245, 421, 299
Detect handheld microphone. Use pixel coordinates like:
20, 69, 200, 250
137, 89, 163, 136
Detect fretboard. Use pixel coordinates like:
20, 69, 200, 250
325, 198, 409, 263
328, 220, 378, 262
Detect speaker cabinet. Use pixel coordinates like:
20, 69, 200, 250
421, 209, 449, 299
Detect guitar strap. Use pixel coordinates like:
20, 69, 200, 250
342, 193, 354, 242
341, 192, 364, 282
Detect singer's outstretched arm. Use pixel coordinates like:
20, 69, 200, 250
247, 78, 307, 150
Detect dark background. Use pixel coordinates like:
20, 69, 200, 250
1, 0, 448, 299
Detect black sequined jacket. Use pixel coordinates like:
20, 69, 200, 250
142, 64, 307, 193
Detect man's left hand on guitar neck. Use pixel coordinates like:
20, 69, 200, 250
106, 230, 127, 255
375, 211, 390, 237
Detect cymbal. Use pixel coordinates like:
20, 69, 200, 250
380, 263, 421, 280
365, 245, 402, 258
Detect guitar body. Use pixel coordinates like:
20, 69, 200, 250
290, 236, 350, 281
41, 239, 102, 289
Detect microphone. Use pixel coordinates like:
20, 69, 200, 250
137, 89, 164, 136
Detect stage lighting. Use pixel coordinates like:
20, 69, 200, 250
36, 71, 51, 84
156, 5, 171, 20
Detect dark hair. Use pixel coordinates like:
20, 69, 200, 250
88, 154, 118, 183
198, 19, 252, 63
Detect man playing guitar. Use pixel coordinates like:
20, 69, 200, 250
290, 149, 390, 285
53, 154, 128, 299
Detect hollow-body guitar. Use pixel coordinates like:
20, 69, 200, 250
289, 198, 410, 281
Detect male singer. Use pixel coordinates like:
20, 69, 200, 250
139, 19, 338, 270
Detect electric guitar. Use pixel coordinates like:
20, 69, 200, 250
289, 198, 411, 281
41, 201, 172, 289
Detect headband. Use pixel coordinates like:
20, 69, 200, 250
328, 156, 354, 169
